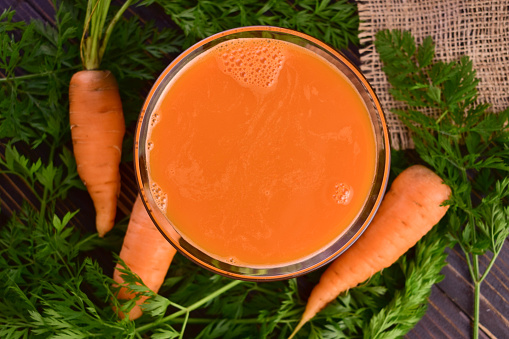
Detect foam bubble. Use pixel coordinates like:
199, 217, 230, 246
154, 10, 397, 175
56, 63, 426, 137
150, 113, 160, 127
215, 39, 286, 89
332, 183, 353, 205
151, 181, 168, 212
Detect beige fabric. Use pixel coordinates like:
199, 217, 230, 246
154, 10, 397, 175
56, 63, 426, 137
358, 0, 509, 149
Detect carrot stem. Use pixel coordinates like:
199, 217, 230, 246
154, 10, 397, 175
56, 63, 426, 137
459, 243, 476, 282
98, 0, 135, 62
85, 0, 102, 69
135, 279, 243, 334
454, 155, 484, 339
145, 312, 303, 325
480, 251, 500, 283
155, 312, 303, 325
79, 0, 93, 66
472, 254, 480, 339
472, 238, 504, 339
179, 311, 190, 339
473, 284, 480, 339
81, 0, 135, 70
84, 0, 93, 27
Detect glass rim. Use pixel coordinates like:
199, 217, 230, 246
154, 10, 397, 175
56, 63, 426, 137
134, 26, 391, 281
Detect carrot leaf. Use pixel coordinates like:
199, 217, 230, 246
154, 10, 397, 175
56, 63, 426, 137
2, 3, 489, 339
376, 29, 509, 339
143, 0, 359, 50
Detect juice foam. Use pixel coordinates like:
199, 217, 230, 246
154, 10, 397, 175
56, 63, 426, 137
216, 39, 286, 88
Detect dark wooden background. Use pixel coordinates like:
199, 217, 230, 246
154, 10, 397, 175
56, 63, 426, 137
1, 1, 508, 338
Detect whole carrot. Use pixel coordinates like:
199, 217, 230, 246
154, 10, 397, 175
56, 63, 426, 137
69, 0, 135, 236
113, 195, 177, 320
290, 165, 451, 337
69, 70, 124, 236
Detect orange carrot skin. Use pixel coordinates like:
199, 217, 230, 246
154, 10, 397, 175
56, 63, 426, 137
113, 195, 177, 320
300, 165, 451, 327
69, 70, 125, 237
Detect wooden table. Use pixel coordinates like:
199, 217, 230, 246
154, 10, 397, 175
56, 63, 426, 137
1, 1, 508, 338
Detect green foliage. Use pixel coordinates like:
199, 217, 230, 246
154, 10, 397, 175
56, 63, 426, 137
0, 3, 78, 148
143, 0, 359, 50
1, 1, 198, 338
375, 29, 509, 338
1, 3, 461, 339
0, 2, 182, 145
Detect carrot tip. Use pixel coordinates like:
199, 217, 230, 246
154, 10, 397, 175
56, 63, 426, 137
97, 225, 109, 238
288, 318, 307, 339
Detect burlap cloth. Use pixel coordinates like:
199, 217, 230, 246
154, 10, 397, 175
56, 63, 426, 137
358, 0, 509, 149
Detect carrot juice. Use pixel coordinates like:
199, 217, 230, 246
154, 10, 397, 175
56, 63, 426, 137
145, 37, 377, 267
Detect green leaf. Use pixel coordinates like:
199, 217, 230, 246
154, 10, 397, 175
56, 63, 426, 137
53, 210, 79, 232
142, 294, 171, 317
427, 85, 441, 103
53, 214, 64, 232
151, 326, 180, 339
416, 36, 434, 67
153, 0, 359, 50
35, 162, 57, 191
376, 29, 509, 339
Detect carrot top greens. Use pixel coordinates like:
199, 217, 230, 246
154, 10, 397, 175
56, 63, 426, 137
375, 29, 509, 339
0, 1, 507, 338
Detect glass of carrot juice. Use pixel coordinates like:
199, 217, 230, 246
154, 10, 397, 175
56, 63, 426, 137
134, 26, 390, 281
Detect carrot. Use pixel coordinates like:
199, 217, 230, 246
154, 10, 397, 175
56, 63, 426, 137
69, 70, 124, 237
289, 165, 451, 337
113, 195, 177, 320
68, 1, 137, 236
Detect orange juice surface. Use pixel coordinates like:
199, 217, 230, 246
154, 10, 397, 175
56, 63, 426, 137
147, 38, 376, 266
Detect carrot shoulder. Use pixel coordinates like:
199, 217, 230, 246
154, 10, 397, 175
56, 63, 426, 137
290, 165, 451, 337
113, 195, 177, 320
69, 70, 125, 237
